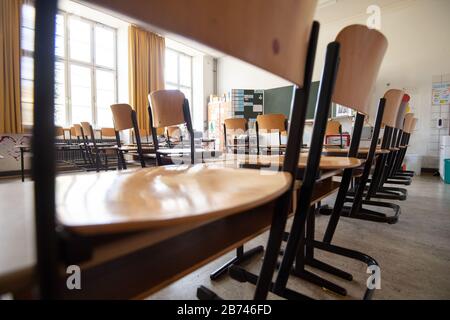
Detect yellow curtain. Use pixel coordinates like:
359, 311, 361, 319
0, 0, 22, 134
128, 25, 165, 133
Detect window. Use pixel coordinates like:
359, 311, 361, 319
20, 4, 118, 128
165, 48, 193, 110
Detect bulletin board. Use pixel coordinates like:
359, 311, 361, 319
231, 89, 264, 126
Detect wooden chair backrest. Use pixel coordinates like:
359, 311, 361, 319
224, 118, 247, 131
410, 118, 418, 133
167, 126, 182, 139
69, 127, 77, 138
111, 104, 134, 131
80, 122, 94, 139
403, 113, 415, 134
256, 114, 286, 132
55, 126, 64, 138
325, 120, 341, 135
149, 90, 186, 128
382, 89, 405, 128
332, 25, 388, 115
395, 94, 410, 129
73, 124, 83, 138
101, 127, 116, 138
87, 0, 318, 87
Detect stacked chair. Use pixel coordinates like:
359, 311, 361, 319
110, 103, 156, 168
256, 114, 288, 155
199, 24, 388, 300
79, 122, 121, 172
322, 90, 406, 227
223, 118, 250, 154
31, 0, 320, 300
148, 90, 221, 165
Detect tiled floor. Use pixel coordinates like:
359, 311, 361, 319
149, 174, 450, 300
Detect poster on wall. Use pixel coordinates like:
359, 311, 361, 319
432, 82, 450, 105
231, 89, 264, 127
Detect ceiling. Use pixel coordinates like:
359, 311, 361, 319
315, 0, 408, 24
77, 0, 410, 58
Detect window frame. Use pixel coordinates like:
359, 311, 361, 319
165, 47, 193, 114
20, 6, 119, 128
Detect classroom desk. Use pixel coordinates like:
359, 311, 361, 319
0, 153, 358, 299
321, 148, 390, 157
0, 165, 292, 298
15, 143, 87, 182
14, 145, 31, 182
204, 153, 362, 172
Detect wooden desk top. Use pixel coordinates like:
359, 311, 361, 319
322, 148, 390, 155
157, 148, 215, 154
204, 153, 362, 170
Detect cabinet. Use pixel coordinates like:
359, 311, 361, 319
207, 101, 233, 151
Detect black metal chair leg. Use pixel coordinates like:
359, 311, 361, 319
21, 148, 25, 182
197, 286, 224, 300
306, 258, 353, 281
310, 240, 378, 300
210, 245, 264, 280
291, 268, 348, 296
228, 265, 313, 300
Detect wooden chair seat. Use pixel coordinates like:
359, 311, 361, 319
55, 165, 292, 235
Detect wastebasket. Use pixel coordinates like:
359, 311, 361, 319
445, 159, 450, 184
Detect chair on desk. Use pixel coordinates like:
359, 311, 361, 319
110, 103, 155, 169
392, 117, 417, 177
366, 111, 415, 201
386, 111, 415, 182
71, 124, 92, 168
99, 127, 116, 142
256, 114, 288, 155
322, 89, 405, 238
325, 119, 345, 148
148, 90, 197, 165
29, 0, 322, 300
261, 24, 389, 300
80, 122, 120, 172
223, 118, 249, 154
202, 25, 386, 300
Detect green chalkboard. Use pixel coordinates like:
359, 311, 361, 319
264, 82, 328, 120
264, 85, 294, 118
307, 82, 320, 120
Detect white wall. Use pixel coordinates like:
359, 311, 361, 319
217, 56, 292, 94
216, 0, 450, 169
